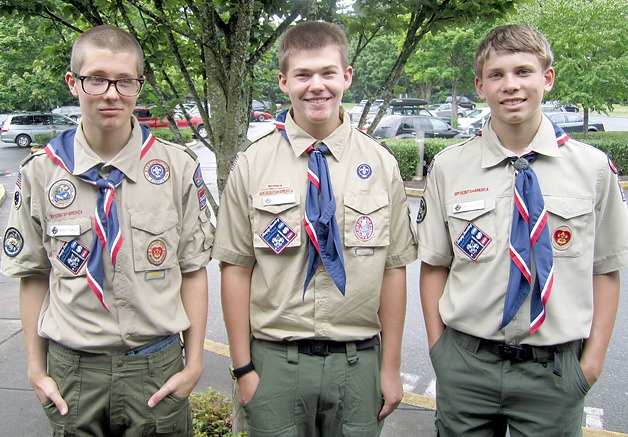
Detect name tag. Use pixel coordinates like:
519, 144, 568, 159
452, 200, 485, 214
48, 224, 81, 237
262, 193, 297, 206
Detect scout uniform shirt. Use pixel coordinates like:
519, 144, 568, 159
2, 119, 213, 354
417, 116, 628, 346
212, 110, 418, 342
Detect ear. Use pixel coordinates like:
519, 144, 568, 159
543, 67, 555, 93
475, 76, 485, 100
65, 72, 79, 97
343, 66, 354, 91
278, 71, 288, 94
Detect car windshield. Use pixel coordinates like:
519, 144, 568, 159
465, 109, 484, 118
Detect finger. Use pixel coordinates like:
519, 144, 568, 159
148, 385, 171, 408
47, 390, 69, 416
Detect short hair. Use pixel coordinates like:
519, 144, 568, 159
278, 21, 349, 73
474, 25, 554, 79
71, 25, 144, 77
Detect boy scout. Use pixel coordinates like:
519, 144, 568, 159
417, 24, 628, 436
213, 21, 418, 436
1, 25, 212, 435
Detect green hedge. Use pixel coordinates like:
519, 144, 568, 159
384, 131, 627, 180
33, 133, 57, 146
151, 127, 196, 144
189, 389, 246, 436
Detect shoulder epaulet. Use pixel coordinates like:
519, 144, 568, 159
19, 148, 46, 168
355, 127, 395, 156
183, 146, 198, 161
154, 135, 199, 161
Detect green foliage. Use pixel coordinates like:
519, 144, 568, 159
571, 131, 628, 176
384, 138, 461, 180
189, 389, 246, 437
150, 128, 195, 145
33, 133, 57, 146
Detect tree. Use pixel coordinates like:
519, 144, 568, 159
515, 0, 628, 133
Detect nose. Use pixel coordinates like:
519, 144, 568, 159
103, 81, 120, 100
310, 74, 324, 91
501, 73, 520, 93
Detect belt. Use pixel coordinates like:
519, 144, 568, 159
296, 335, 380, 356
479, 339, 549, 362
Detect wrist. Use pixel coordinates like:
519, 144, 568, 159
230, 360, 255, 380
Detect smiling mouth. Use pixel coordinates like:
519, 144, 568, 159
306, 98, 328, 104
502, 99, 525, 106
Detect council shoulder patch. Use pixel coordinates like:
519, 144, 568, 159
416, 197, 427, 223
4, 227, 24, 257
193, 163, 204, 187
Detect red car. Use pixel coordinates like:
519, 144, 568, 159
134, 107, 207, 138
250, 109, 273, 122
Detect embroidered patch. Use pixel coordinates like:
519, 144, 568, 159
49, 224, 81, 237
13, 190, 21, 210
608, 156, 618, 174
230, 154, 240, 173
197, 187, 207, 210
355, 247, 375, 257
193, 164, 204, 187
552, 226, 573, 251
145, 270, 166, 281
3, 227, 24, 257
354, 215, 374, 241
49, 179, 76, 209
427, 158, 435, 175
416, 197, 427, 223
147, 239, 167, 266
357, 163, 372, 179
144, 159, 170, 184
455, 222, 492, 261
260, 216, 296, 254
56, 239, 89, 274
15, 174, 22, 190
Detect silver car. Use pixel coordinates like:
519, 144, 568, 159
1, 113, 78, 148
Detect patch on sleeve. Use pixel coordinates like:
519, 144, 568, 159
455, 222, 492, 261
260, 216, 297, 254
608, 156, 618, 174
427, 158, 435, 175
3, 227, 24, 257
193, 164, 204, 187
416, 197, 427, 223
229, 154, 240, 173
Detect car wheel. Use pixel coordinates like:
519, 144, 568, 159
470, 104, 476, 110
197, 124, 207, 138
16, 134, 32, 148
458, 113, 464, 118
588, 128, 597, 132
257, 114, 266, 122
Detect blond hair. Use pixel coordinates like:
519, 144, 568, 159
278, 21, 349, 73
474, 25, 553, 78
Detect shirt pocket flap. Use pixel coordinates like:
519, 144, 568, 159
544, 196, 592, 219
447, 198, 496, 221
131, 211, 178, 235
47, 217, 93, 242
252, 194, 301, 214
344, 193, 389, 215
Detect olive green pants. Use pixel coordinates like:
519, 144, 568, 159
243, 337, 385, 437
431, 327, 588, 437
44, 339, 191, 436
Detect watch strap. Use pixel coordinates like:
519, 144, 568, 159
231, 361, 255, 379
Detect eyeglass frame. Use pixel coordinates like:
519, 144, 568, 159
71, 72, 145, 97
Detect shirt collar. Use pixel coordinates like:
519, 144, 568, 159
284, 107, 351, 161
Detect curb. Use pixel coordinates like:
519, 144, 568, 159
0, 183, 5, 206
405, 187, 424, 197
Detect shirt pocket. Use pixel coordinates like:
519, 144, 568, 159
130, 210, 180, 271
252, 195, 302, 251
48, 217, 93, 277
446, 199, 497, 262
544, 196, 592, 258
343, 192, 390, 247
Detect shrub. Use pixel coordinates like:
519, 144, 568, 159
33, 133, 57, 146
571, 131, 628, 176
383, 138, 461, 180
189, 389, 246, 437
151, 127, 196, 145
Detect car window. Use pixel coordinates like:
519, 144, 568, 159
550, 114, 566, 124
12, 115, 31, 125
53, 115, 74, 126
32, 114, 52, 125
430, 118, 450, 131
565, 114, 581, 123
134, 108, 152, 118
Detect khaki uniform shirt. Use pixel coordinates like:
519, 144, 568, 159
2, 119, 213, 354
213, 111, 418, 342
417, 117, 628, 346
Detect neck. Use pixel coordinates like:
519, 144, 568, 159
491, 115, 542, 156
294, 113, 342, 141
82, 122, 133, 161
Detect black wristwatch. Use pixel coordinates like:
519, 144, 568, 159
230, 361, 255, 380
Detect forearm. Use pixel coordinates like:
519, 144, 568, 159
19, 275, 50, 379
220, 262, 254, 367
419, 262, 448, 349
181, 268, 209, 374
378, 267, 407, 371
580, 271, 620, 385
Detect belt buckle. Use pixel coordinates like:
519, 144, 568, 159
310, 341, 329, 356
497, 344, 523, 361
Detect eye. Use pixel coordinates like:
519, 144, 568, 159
117, 79, 135, 87
518, 69, 531, 76
488, 72, 502, 79
87, 76, 106, 85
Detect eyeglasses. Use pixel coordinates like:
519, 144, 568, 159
72, 72, 144, 97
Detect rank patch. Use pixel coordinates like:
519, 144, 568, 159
144, 159, 170, 184
355, 248, 375, 257
416, 197, 427, 223
145, 270, 166, 281
354, 215, 374, 241
3, 227, 24, 257
56, 239, 89, 274
197, 187, 207, 210
455, 222, 492, 261
260, 216, 296, 254
357, 164, 372, 179
193, 164, 204, 187
49, 180, 76, 209
13, 190, 22, 210
552, 226, 573, 251
147, 239, 167, 266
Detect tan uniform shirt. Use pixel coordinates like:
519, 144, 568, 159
213, 111, 418, 342
2, 119, 213, 354
417, 117, 628, 346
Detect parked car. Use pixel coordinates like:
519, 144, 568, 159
349, 99, 384, 125
545, 112, 605, 133
366, 98, 438, 124
446, 96, 476, 109
134, 107, 207, 138
1, 112, 77, 147
432, 103, 467, 120
250, 109, 273, 122
52, 105, 82, 121
542, 100, 578, 113
251, 99, 275, 121
458, 107, 491, 133
372, 115, 467, 139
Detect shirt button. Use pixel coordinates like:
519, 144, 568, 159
117, 360, 124, 367
317, 299, 325, 305
317, 329, 325, 335
317, 265, 325, 273
116, 266, 122, 273
120, 300, 127, 307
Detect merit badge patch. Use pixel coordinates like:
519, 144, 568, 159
193, 164, 204, 187
552, 226, 573, 251
354, 215, 374, 242
49, 180, 76, 209
197, 187, 207, 210
56, 239, 89, 274
13, 190, 22, 210
144, 159, 170, 185
147, 239, 167, 266
260, 216, 296, 254
416, 197, 427, 223
3, 227, 24, 257
357, 163, 372, 179
455, 222, 492, 261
